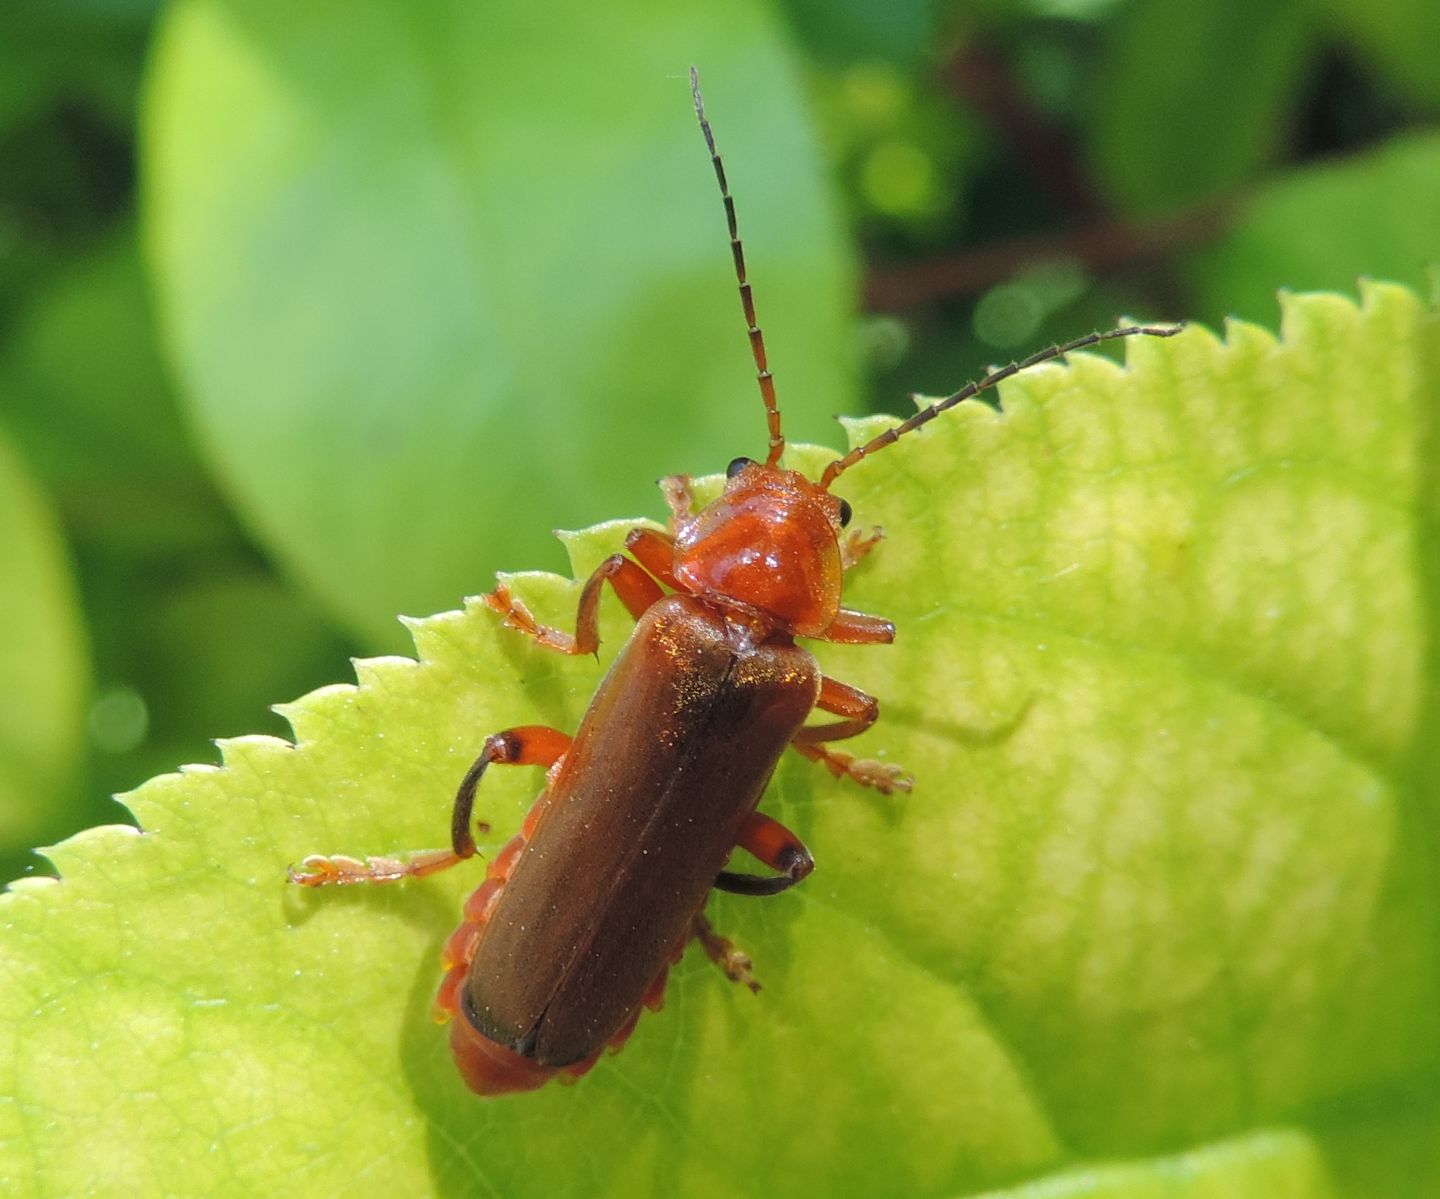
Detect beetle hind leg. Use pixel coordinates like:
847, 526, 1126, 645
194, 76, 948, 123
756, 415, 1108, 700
692, 912, 761, 993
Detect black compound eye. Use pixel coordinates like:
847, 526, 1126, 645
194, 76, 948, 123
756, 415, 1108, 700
837, 498, 853, 528
726, 456, 756, 479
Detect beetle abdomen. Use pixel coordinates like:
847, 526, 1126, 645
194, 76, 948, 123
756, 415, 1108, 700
455, 595, 819, 1077
436, 820, 679, 1095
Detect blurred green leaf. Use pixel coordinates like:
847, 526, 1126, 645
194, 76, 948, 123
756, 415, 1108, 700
15, 0, 161, 19
0, 8, 143, 325
3, 287, 1438, 1196
0, 227, 356, 875
1321, 0, 1440, 109
1186, 131, 1440, 326
1090, 0, 1318, 213
144, 0, 856, 648
0, 425, 88, 851
0, 7, 148, 141
74, 562, 355, 810
0, 229, 225, 553
774, 0, 938, 66
2, 229, 183, 476
139, 572, 353, 744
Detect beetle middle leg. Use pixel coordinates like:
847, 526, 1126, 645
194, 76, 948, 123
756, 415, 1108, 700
484, 553, 663, 656
791, 676, 914, 794
289, 724, 572, 886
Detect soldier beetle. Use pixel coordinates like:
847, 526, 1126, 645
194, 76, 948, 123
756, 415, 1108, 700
290, 68, 1179, 1095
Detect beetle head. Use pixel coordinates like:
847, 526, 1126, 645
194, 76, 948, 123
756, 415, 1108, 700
672, 458, 849, 638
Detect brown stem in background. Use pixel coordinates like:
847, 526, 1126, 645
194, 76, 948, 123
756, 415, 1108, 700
863, 198, 1234, 311
872, 39, 1235, 313
943, 43, 1106, 223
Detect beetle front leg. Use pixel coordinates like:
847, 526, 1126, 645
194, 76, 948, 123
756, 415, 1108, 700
484, 553, 664, 656
288, 724, 572, 886
659, 474, 695, 527
715, 811, 815, 896
791, 676, 914, 794
623, 527, 680, 589
840, 525, 884, 570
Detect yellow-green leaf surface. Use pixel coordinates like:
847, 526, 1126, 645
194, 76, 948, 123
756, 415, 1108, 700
4, 286, 1439, 1198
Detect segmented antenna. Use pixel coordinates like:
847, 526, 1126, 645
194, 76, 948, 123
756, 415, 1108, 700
819, 324, 1183, 489
691, 66, 785, 468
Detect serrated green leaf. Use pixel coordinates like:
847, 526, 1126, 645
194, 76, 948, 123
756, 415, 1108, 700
143, 0, 855, 647
0, 424, 88, 855
3, 286, 1439, 1197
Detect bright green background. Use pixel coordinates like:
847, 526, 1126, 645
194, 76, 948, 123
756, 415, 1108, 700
3, 0, 1440, 1195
